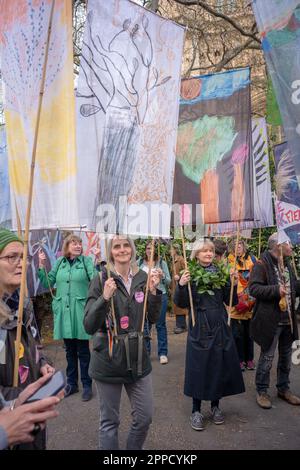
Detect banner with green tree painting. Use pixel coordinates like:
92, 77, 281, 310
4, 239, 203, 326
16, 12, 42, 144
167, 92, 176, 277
173, 68, 253, 225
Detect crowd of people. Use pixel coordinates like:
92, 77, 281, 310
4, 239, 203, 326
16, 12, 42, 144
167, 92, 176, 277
0, 227, 299, 450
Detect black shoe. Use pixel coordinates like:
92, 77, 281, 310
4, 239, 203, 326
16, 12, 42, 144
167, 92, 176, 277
82, 387, 92, 402
174, 327, 187, 334
64, 384, 79, 398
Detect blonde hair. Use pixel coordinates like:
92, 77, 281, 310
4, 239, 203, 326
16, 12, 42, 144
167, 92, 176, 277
62, 235, 83, 257
107, 236, 136, 265
228, 238, 247, 254
190, 239, 215, 260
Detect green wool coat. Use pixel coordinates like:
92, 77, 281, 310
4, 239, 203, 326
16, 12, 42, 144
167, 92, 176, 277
38, 256, 97, 340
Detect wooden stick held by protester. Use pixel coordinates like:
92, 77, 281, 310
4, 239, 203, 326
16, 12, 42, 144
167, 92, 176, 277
141, 239, 155, 332
13, 0, 56, 386
181, 226, 195, 327
104, 236, 118, 340
279, 245, 293, 335
228, 223, 240, 327
258, 228, 262, 258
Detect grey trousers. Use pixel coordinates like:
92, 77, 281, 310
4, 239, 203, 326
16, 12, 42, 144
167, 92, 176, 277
95, 373, 153, 450
256, 325, 293, 394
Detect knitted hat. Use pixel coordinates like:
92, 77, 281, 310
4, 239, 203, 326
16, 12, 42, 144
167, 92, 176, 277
0, 229, 23, 254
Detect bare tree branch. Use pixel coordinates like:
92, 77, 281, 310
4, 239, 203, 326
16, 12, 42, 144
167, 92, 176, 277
172, 0, 261, 43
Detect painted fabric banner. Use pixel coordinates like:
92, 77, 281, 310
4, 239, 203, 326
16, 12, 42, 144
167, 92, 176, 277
74, 231, 105, 263
252, 0, 300, 179
207, 226, 253, 239
274, 141, 300, 244
0, 126, 11, 228
173, 68, 253, 225
209, 117, 274, 235
0, 0, 78, 230
76, 0, 184, 237
27, 229, 63, 297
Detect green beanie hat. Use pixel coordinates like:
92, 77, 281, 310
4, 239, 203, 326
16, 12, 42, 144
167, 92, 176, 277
0, 229, 23, 254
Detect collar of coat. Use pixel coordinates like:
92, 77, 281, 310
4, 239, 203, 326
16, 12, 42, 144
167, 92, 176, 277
62, 255, 84, 264
101, 264, 146, 295
110, 262, 140, 277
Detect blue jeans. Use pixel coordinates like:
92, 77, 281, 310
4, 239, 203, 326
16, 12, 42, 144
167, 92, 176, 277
176, 314, 187, 329
231, 319, 254, 363
63, 339, 92, 389
144, 293, 168, 357
256, 325, 293, 394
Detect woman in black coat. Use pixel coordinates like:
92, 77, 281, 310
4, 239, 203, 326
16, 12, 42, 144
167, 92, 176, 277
174, 240, 245, 431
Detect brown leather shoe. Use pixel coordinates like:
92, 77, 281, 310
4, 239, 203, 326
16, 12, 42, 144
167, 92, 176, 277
278, 390, 300, 405
256, 392, 272, 409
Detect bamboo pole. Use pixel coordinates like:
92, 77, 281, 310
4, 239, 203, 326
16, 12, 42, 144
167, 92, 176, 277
104, 236, 118, 339
279, 245, 293, 334
228, 222, 240, 327
291, 252, 299, 280
14, 200, 22, 239
171, 243, 176, 280
258, 227, 262, 258
170, 243, 177, 318
13, 0, 56, 386
14, 201, 29, 298
181, 225, 195, 327
141, 239, 155, 332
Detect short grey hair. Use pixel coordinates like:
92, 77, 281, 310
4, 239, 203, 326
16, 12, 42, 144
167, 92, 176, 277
190, 239, 215, 260
107, 235, 136, 264
268, 232, 278, 250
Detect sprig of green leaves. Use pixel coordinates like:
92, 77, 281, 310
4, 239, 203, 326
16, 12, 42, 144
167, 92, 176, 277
187, 259, 230, 295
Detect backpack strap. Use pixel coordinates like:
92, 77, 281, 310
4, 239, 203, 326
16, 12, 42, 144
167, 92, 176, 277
82, 256, 92, 282
45, 257, 64, 299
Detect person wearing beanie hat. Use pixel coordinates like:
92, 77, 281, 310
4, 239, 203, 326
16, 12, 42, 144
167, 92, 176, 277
0, 229, 23, 255
0, 228, 55, 449
0, 229, 24, 297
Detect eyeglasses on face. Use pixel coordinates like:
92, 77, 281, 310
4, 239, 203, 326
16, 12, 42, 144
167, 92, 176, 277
0, 254, 29, 266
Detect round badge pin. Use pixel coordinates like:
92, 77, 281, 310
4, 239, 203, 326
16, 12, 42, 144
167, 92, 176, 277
120, 316, 129, 329
135, 291, 144, 303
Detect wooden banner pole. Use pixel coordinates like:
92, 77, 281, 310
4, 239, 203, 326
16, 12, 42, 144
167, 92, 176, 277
13, 0, 56, 386
258, 227, 262, 258
104, 236, 118, 340
142, 239, 155, 331
181, 225, 195, 327
228, 222, 240, 327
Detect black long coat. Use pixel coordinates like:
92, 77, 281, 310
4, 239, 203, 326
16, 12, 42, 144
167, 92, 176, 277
174, 281, 245, 401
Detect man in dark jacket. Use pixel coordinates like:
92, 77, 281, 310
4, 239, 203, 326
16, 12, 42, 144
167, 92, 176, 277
249, 233, 300, 409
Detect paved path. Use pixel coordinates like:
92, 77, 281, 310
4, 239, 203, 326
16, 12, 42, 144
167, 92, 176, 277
45, 316, 300, 450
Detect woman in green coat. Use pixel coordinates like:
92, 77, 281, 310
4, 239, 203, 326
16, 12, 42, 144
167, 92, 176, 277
38, 235, 97, 401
